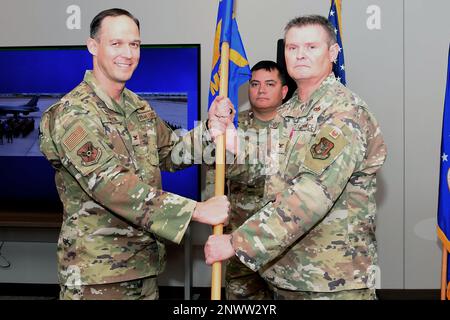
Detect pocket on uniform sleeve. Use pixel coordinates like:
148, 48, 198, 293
145, 128, 160, 166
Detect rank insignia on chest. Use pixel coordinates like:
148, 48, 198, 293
311, 137, 334, 160
131, 133, 141, 146
77, 141, 102, 166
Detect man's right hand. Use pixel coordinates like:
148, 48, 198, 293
192, 195, 230, 226
208, 96, 236, 126
207, 96, 239, 155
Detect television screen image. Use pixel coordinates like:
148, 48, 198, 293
0, 93, 188, 156
0, 45, 201, 213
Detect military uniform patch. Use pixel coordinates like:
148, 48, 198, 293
136, 106, 156, 122
63, 125, 87, 151
311, 137, 334, 160
303, 124, 350, 175
131, 131, 141, 146
329, 128, 341, 139
137, 112, 155, 122
77, 141, 102, 166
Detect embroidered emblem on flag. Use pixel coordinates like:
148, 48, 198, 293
63, 126, 87, 151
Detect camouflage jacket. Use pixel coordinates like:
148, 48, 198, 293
230, 74, 387, 292
225, 110, 272, 233
39, 71, 208, 286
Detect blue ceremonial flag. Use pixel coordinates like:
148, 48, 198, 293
438, 45, 450, 300
208, 0, 251, 126
328, 0, 346, 85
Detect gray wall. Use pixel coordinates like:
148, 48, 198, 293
404, 0, 450, 289
0, 0, 449, 290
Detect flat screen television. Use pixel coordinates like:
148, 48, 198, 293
0, 44, 201, 214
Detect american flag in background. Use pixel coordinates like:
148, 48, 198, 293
328, 0, 346, 85
437, 45, 450, 300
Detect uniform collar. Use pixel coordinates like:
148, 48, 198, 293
250, 110, 272, 127
83, 70, 141, 117
279, 73, 337, 119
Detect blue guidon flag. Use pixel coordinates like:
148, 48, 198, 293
208, 0, 251, 126
328, 0, 346, 85
438, 44, 450, 300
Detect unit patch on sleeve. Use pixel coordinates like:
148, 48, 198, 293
303, 124, 350, 175
311, 137, 334, 160
61, 122, 113, 176
77, 141, 102, 166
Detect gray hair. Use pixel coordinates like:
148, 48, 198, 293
284, 15, 337, 46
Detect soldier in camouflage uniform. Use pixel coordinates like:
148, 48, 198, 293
222, 61, 288, 300
205, 15, 387, 300
39, 8, 231, 300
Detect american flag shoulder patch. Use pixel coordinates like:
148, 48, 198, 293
63, 125, 87, 151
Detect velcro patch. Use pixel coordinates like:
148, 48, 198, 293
130, 131, 141, 146
61, 122, 113, 176
303, 125, 349, 175
137, 111, 155, 122
63, 125, 87, 151
329, 128, 341, 139
76, 141, 102, 166
311, 137, 334, 160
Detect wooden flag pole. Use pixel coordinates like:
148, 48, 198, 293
441, 247, 448, 300
335, 0, 343, 34
211, 41, 230, 300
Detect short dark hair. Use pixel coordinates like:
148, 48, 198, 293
90, 8, 140, 39
284, 15, 337, 46
251, 60, 287, 85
